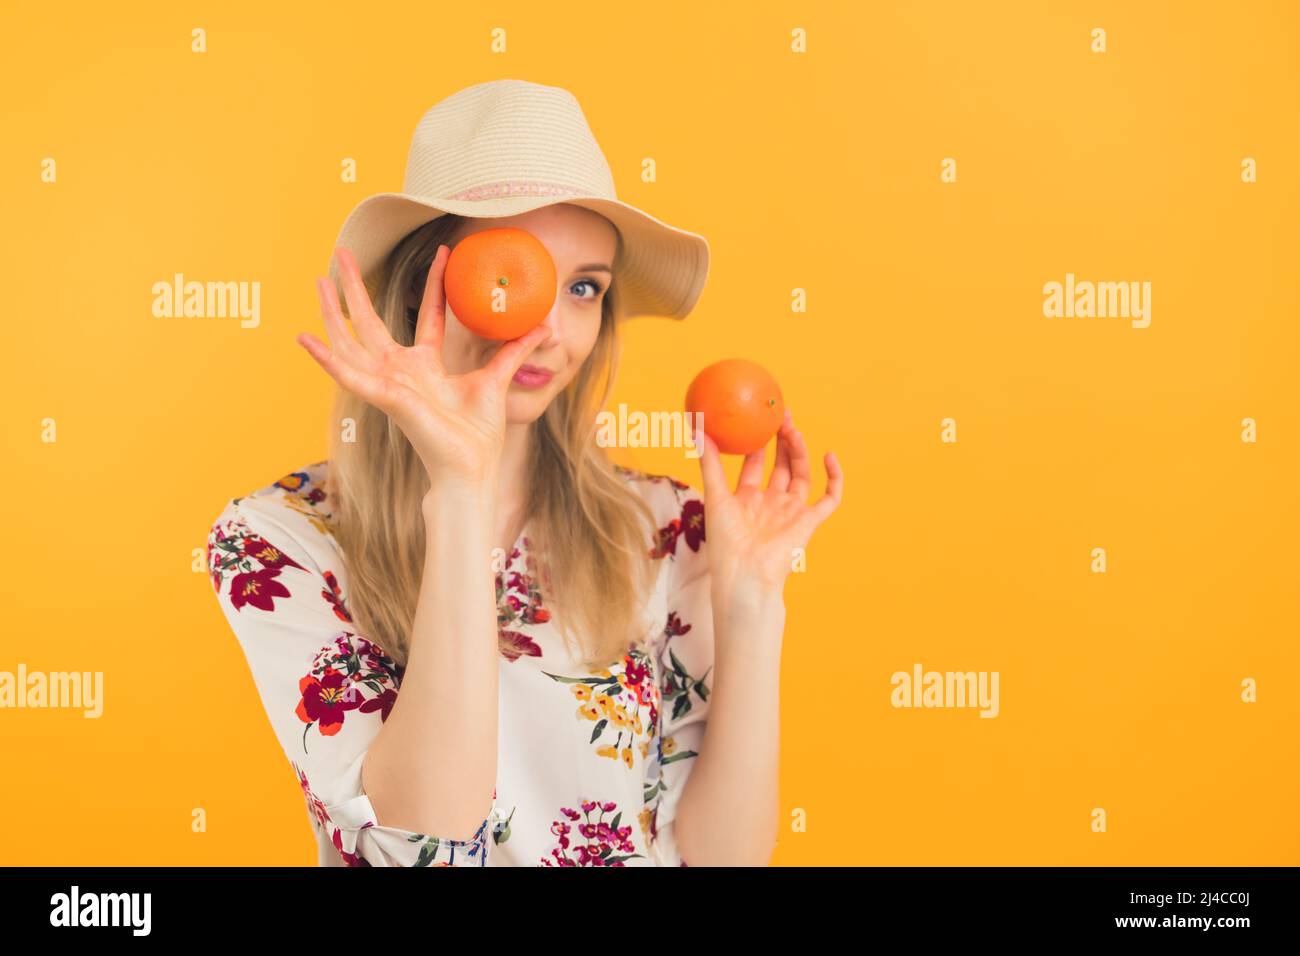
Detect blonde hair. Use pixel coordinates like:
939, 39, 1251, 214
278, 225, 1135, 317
326, 212, 660, 671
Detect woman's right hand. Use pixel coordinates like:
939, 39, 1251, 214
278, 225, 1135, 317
297, 245, 550, 487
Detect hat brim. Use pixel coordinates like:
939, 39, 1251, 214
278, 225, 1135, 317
327, 192, 709, 322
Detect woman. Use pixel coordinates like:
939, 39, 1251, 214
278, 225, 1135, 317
206, 79, 843, 867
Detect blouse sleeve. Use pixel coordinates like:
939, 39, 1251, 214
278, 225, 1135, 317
647, 481, 713, 868
206, 492, 499, 867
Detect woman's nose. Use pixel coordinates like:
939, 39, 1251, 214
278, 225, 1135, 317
532, 296, 564, 341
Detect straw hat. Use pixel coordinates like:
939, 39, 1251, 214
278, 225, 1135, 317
327, 78, 710, 321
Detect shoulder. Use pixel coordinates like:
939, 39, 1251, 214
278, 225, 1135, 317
613, 463, 701, 512
233, 459, 333, 514
612, 464, 706, 563
207, 460, 338, 584
212, 460, 334, 528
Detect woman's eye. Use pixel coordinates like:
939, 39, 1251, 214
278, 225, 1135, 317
570, 278, 604, 300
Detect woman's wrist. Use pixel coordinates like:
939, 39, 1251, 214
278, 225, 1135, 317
422, 473, 498, 519
420, 479, 499, 597
711, 573, 786, 625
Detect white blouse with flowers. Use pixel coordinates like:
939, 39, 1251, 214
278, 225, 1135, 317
206, 460, 712, 867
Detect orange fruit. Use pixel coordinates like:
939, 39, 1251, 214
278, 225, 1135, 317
443, 227, 557, 340
685, 359, 785, 455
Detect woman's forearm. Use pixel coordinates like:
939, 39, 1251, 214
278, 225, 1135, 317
361, 478, 501, 842
673, 592, 787, 866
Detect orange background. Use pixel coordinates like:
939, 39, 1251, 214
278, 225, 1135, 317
1, 0, 1296, 864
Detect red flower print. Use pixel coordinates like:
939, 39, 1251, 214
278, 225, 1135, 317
295, 668, 364, 736
332, 824, 370, 867
296, 765, 330, 828
499, 630, 543, 662
679, 499, 705, 552
665, 610, 692, 640
358, 688, 396, 723
649, 518, 681, 559
624, 656, 649, 687
241, 536, 306, 572
495, 543, 552, 660
648, 494, 705, 560
208, 513, 310, 599
620, 655, 660, 717
550, 821, 572, 852
229, 567, 291, 613
321, 570, 352, 622
353, 637, 394, 674
295, 635, 401, 745
541, 799, 643, 866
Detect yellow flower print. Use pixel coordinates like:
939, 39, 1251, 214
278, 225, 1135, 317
281, 492, 333, 537
662, 736, 677, 757
549, 647, 657, 769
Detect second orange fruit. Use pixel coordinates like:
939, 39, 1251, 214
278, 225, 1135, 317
685, 359, 785, 456
443, 227, 557, 340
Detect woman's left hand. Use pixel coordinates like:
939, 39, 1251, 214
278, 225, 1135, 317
692, 409, 844, 619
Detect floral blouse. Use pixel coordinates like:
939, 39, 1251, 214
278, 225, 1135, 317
206, 460, 712, 867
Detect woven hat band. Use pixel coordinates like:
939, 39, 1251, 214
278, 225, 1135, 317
446, 180, 593, 202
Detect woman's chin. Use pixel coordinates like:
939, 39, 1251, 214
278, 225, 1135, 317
505, 390, 552, 424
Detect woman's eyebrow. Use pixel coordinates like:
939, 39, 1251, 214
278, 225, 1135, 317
574, 263, 613, 273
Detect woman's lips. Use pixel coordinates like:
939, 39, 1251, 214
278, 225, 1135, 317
512, 364, 554, 388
